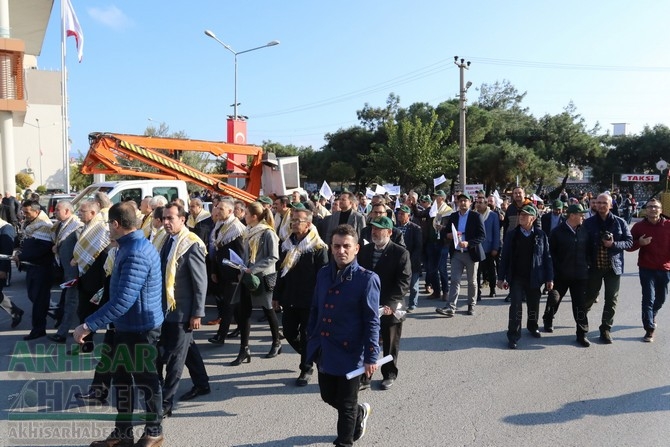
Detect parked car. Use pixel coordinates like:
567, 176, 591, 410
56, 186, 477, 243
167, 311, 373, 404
38, 193, 77, 218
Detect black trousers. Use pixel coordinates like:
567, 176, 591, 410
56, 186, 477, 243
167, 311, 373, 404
507, 279, 541, 342
26, 266, 51, 334
214, 282, 238, 339
318, 372, 364, 447
380, 315, 402, 380
113, 328, 163, 438
234, 286, 280, 348
282, 307, 312, 372
542, 278, 589, 336
91, 328, 115, 390
157, 321, 206, 406
185, 339, 209, 389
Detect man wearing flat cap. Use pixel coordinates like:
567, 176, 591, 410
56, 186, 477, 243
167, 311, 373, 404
357, 216, 410, 390
542, 203, 591, 347
497, 205, 554, 349
541, 199, 565, 235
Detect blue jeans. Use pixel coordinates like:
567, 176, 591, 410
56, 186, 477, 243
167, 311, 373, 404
639, 268, 670, 331
407, 272, 421, 308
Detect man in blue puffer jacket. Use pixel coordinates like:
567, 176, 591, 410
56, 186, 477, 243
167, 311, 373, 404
74, 202, 164, 447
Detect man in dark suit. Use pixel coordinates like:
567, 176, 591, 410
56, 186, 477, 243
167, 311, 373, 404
436, 193, 486, 317
324, 192, 366, 243
395, 205, 422, 312
157, 203, 210, 416
358, 216, 411, 391
541, 200, 565, 235
360, 202, 405, 247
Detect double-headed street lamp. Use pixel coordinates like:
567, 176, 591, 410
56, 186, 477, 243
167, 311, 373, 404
204, 30, 279, 120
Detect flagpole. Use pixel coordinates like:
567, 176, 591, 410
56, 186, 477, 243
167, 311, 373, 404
60, 0, 71, 193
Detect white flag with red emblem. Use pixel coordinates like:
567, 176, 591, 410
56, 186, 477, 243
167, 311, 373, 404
64, 0, 84, 62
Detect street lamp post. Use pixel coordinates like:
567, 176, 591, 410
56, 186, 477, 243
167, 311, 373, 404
454, 56, 471, 190
204, 30, 279, 120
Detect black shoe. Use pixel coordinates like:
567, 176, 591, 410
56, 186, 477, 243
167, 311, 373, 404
508, 340, 518, 349
75, 388, 108, 403
67, 342, 94, 355
380, 378, 395, 390
207, 334, 226, 345
467, 305, 475, 316
230, 346, 251, 366
163, 402, 173, 418
577, 336, 591, 347
529, 329, 542, 338
265, 342, 282, 358
544, 325, 554, 333
11, 308, 24, 329
489, 289, 496, 298
600, 330, 613, 344
227, 328, 240, 338
296, 370, 312, 387
179, 386, 211, 401
48, 334, 67, 343
23, 330, 46, 341
359, 377, 371, 391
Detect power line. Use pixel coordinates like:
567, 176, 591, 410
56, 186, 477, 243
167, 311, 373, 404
470, 57, 670, 72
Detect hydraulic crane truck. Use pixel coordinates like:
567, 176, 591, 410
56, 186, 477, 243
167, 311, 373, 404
79, 132, 301, 203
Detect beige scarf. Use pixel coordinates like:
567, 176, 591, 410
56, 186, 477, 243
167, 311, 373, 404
186, 210, 211, 229
244, 220, 275, 264
216, 214, 245, 248
151, 227, 168, 250
104, 246, 118, 277
279, 225, 327, 277
23, 211, 53, 242
276, 210, 292, 242
162, 226, 207, 311
51, 215, 83, 266
73, 213, 110, 275
141, 212, 153, 238
433, 201, 453, 232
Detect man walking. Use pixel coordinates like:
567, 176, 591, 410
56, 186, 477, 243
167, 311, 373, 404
627, 198, 670, 342
542, 204, 591, 347
475, 192, 500, 300
157, 203, 210, 415
497, 206, 553, 349
75, 201, 164, 447
0, 216, 22, 328
436, 193, 486, 317
358, 217, 410, 391
395, 205, 422, 312
583, 193, 633, 344
307, 224, 380, 446
273, 203, 328, 386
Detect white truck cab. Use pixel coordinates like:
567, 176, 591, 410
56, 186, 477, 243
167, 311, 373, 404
71, 180, 190, 210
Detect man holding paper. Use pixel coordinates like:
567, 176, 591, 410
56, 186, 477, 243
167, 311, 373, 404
307, 224, 380, 446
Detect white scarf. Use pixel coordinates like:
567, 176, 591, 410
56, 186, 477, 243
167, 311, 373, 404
279, 225, 327, 277
244, 220, 275, 264
216, 214, 245, 248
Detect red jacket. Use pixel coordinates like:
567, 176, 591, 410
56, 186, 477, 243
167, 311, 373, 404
629, 217, 670, 271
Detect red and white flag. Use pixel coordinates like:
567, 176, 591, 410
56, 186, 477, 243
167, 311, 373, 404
64, 0, 84, 62
60, 278, 79, 289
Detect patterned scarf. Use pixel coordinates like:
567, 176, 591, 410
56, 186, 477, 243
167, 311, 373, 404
216, 214, 245, 248
161, 226, 207, 311
276, 209, 292, 242
51, 215, 83, 266
186, 210, 211, 229
23, 211, 53, 242
151, 227, 168, 251
244, 220, 275, 264
141, 212, 153, 238
279, 225, 327, 277
104, 246, 118, 277
432, 201, 453, 232
73, 213, 110, 275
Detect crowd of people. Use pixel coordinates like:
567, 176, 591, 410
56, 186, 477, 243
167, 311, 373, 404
0, 183, 667, 447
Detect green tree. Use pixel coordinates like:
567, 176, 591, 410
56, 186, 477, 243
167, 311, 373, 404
475, 79, 528, 112
15, 172, 34, 190
366, 110, 456, 192
321, 126, 377, 191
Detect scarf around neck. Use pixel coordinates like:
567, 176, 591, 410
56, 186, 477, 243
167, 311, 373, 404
23, 211, 53, 242
244, 220, 274, 264
161, 226, 207, 311
216, 215, 245, 248
279, 225, 327, 277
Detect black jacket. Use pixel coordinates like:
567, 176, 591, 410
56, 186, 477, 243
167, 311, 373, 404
396, 221, 423, 273
442, 210, 486, 257
549, 221, 589, 281
273, 235, 329, 309
357, 241, 411, 311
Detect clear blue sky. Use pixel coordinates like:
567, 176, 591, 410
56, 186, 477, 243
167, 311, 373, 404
38, 0, 670, 157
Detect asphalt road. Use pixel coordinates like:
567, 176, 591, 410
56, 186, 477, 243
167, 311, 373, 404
0, 249, 668, 447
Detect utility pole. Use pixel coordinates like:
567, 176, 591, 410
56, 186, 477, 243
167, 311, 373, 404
454, 56, 471, 190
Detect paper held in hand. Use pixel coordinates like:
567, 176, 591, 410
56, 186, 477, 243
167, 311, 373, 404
452, 223, 461, 249
346, 355, 394, 380
222, 249, 247, 270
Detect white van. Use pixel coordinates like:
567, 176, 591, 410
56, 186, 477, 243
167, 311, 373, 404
71, 180, 190, 210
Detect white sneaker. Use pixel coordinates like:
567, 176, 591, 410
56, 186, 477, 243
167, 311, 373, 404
354, 402, 371, 441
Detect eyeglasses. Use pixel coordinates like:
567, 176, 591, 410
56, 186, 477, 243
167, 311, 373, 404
290, 219, 308, 224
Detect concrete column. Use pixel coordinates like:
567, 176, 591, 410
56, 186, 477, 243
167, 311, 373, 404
0, 0, 17, 195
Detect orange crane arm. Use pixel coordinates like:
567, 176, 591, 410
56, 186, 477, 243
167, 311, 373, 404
80, 132, 263, 203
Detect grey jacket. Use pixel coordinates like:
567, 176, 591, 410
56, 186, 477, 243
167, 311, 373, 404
164, 243, 208, 323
